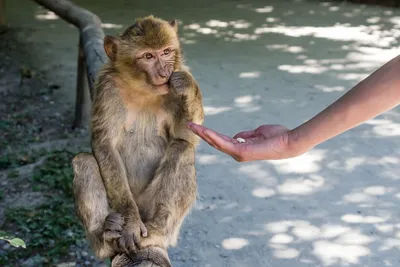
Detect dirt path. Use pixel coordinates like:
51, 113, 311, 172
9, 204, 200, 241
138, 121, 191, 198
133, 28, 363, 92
2, 0, 400, 266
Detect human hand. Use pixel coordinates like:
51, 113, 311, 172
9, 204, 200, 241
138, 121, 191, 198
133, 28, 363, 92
187, 123, 298, 162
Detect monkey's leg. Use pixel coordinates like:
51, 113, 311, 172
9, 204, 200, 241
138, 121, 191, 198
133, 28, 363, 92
138, 140, 197, 249
72, 152, 124, 259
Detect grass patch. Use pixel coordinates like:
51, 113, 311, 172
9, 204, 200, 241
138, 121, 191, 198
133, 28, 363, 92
0, 150, 85, 266
0, 149, 47, 170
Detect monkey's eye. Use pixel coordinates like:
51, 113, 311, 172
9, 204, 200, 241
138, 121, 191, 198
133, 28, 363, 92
163, 49, 171, 55
144, 53, 153, 59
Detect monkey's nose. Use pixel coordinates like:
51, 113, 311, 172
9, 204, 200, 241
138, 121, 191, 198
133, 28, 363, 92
158, 70, 168, 78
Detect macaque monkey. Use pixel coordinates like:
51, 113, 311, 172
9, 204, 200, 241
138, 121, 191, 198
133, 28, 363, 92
72, 15, 204, 263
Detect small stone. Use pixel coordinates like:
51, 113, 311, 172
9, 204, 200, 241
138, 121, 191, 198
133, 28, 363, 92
84, 261, 91, 266
219, 253, 228, 258
82, 251, 88, 257
236, 137, 246, 143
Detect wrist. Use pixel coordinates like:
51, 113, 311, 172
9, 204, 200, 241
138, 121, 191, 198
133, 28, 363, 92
286, 126, 315, 157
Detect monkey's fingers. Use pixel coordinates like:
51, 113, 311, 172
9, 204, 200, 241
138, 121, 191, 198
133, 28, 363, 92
104, 230, 122, 241
118, 233, 134, 254
104, 212, 124, 232
132, 229, 143, 246
140, 221, 148, 237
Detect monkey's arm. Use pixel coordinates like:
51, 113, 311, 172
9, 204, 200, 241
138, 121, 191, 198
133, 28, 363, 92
91, 84, 147, 251
138, 133, 197, 249
92, 136, 137, 215
138, 71, 203, 249
169, 70, 204, 124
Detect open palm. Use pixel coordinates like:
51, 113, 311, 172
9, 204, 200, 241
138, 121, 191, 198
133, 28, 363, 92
187, 123, 293, 162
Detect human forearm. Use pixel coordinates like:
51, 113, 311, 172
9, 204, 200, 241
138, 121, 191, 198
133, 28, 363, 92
289, 54, 400, 154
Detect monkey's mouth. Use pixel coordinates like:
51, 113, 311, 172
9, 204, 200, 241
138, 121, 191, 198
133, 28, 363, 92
153, 82, 168, 86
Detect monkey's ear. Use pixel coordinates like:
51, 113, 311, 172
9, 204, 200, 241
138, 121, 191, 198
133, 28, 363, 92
169, 19, 178, 33
104, 35, 119, 61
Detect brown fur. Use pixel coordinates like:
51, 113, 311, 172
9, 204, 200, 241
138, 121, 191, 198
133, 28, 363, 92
72, 15, 204, 260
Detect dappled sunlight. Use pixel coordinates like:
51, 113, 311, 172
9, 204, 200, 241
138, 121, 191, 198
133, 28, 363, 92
313, 240, 370, 265
253, 24, 398, 47
222, 237, 249, 250
327, 152, 399, 176
268, 149, 325, 174
238, 72, 260, 78
252, 187, 276, 198
273, 247, 300, 259
380, 238, 400, 251
179, 38, 197, 45
203, 105, 232, 116
234, 95, 260, 104
277, 174, 325, 196
372, 123, 400, 137
314, 84, 345, 92
205, 19, 251, 29
238, 164, 277, 186
347, 46, 400, 63
101, 23, 123, 29
341, 214, 387, 224
337, 73, 369, 81
35, 10, 59, 20
266, 44, 305, 53
362, 118, 400, 137
278, 64, 327, 74
196, 154, 219, 165
232, 95, 262, 112
390, 16, 400, 26
263, 220, 382, 265
184, 19, 257, 42
254, 6, 274, 14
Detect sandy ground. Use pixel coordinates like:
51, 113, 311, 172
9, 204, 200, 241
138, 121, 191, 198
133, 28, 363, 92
3, 0, 400, 266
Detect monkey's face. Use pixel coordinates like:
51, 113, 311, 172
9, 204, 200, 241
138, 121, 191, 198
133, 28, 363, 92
135, 46, 176, 87
103, 16, 182, 92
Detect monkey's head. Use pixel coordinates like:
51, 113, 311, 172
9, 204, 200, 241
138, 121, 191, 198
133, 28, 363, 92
104, 15, 181, 90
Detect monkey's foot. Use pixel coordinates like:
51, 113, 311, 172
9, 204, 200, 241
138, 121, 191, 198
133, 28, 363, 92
111, 247, 171, 267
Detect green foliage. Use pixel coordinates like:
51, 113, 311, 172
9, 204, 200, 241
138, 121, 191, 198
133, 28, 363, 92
7, 169, 19, 179
0, 231, 26, 248
0, 149, 47, 170
0, 150, 84, 266
32, 150, 75, 197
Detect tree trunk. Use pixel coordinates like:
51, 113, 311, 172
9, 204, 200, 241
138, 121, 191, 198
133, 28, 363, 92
0, 0, 6, 25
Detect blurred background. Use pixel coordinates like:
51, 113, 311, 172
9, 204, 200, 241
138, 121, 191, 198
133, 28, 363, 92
1, 0, 400, 266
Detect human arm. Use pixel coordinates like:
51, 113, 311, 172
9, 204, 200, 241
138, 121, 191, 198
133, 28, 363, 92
188, 54, 400, 162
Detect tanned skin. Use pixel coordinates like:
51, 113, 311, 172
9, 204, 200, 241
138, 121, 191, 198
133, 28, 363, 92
72, 15, 204, 260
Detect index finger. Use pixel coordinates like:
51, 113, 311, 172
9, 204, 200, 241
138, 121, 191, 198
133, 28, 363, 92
203, 128, 239, 153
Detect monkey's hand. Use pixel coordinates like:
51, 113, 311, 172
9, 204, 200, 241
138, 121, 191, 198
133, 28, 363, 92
169, 71, 194, 96
104, 213, 148, 254
103, 212, 125, 253
137, 224, 166, 250
118, 217, 148, 253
